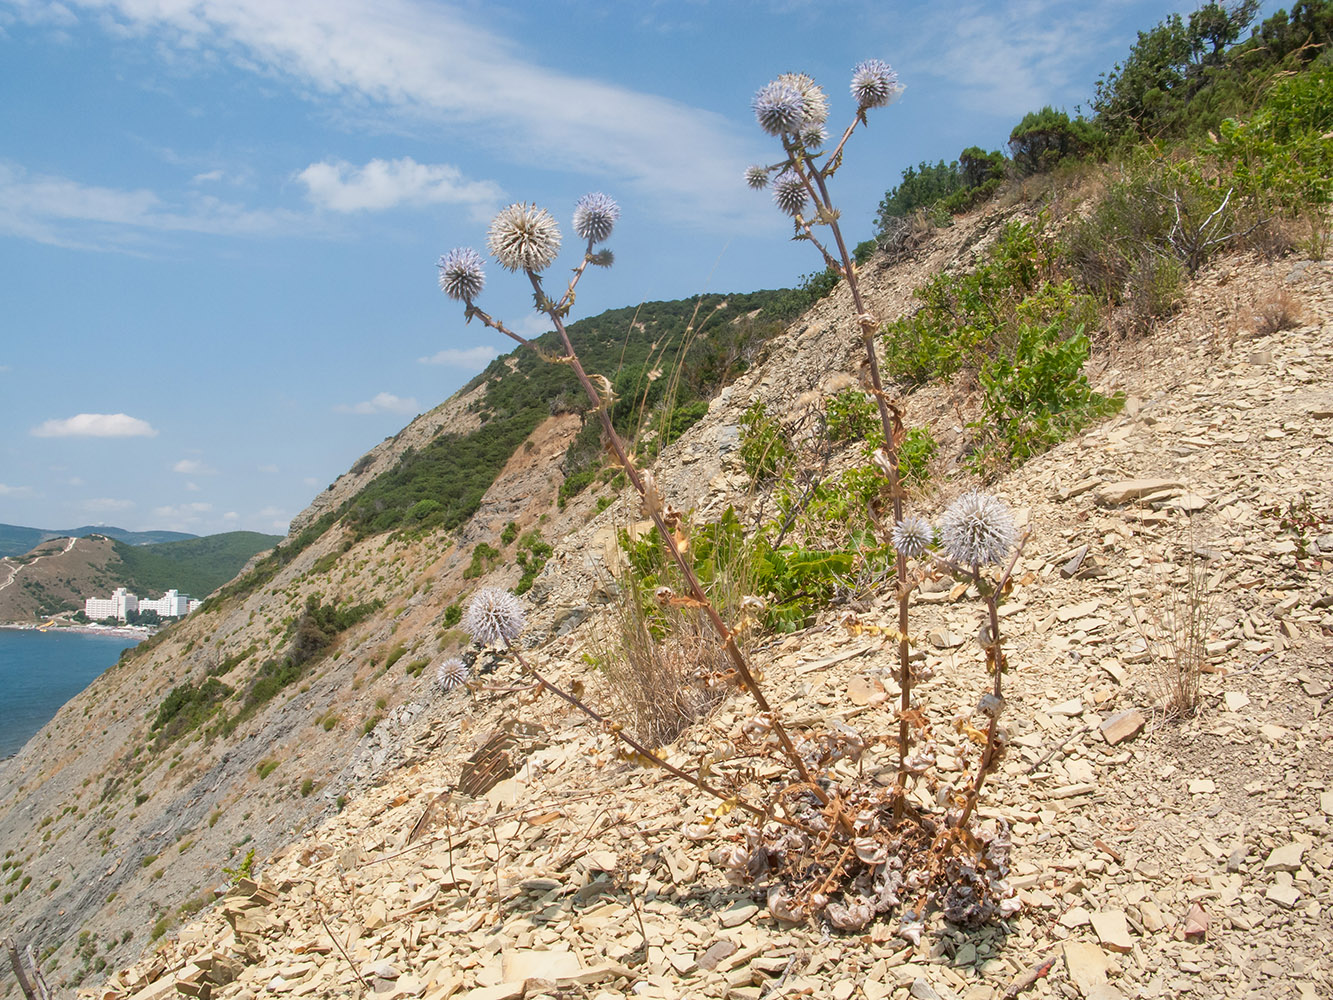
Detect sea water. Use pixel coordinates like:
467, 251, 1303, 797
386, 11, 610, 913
0, 630, 140, 758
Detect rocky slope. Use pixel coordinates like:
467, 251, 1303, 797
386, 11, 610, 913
1, 203, 1330, 1000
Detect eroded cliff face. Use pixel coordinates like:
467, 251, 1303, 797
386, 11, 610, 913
9, 199, 1301, 994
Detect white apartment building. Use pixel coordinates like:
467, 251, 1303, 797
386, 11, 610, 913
84, 587, 200, 621
84, 587, 138, 621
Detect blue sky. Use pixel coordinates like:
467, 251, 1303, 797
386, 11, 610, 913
0, 0, 1278, 536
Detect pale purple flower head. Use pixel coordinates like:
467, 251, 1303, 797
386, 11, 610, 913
437, 247, 486, 302
776, 72, 829, 127
487, 203, 562, 273
771, 170, 808, 217
573, 192, 620, 244
892, 516, 933, 559
436, 657, 469, 692
462, 587, 526, 645
744, 165, 770, 190
798, 122, 828, 151
752, 79, 807, 136
850, 59, 902, 110
939, 491, 1015, 568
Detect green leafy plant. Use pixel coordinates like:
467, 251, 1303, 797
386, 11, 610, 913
738, 400, 791, 482
972, 323, 1123, 470
221, 847, 255, 886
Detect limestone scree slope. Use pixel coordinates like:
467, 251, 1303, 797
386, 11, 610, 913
0, 207, 1330, 1000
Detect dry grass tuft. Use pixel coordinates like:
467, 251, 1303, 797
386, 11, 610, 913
1130, 543, 1225, 719
598, 584, 728, 747
1252, 287, 1306, 336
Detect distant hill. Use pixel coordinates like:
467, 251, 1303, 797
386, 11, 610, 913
0, 523, 196, 558
0, 530, 281, 621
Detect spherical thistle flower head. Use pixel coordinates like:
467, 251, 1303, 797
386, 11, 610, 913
892, 515, 934, 559
775, 72, 829, 127
752, 79, 807, 136
436, 657, 469, 692
462, 587, 526, 645
436, 247, 486, 302
771, 169, 808, 217
939, 491, 1016, 568
798, 122, 828, 152
744, 165, 771, 190
572, 192, 620, 244
850, 59, 903, 110
487, 202, 562, 273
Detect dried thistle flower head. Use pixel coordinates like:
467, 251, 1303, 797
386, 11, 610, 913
572, 192, 620, 244
487, 202, 562, 273
436, 247, 485, 302
436, 657, 469, 692
939, 491, 1015, 568
775, 72, 829, 127
462, 587, 526, 645
744, 165, 770, 190
850, 59, 902, 109
892, 516, 933, 559
771, 170, 808, 216
752, 79, 807, 136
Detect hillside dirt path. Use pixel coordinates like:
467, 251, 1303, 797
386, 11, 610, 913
0, 535, 79, 596
91, 253, 1331, 1000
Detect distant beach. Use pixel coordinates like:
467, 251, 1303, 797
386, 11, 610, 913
0, 620, 151, 639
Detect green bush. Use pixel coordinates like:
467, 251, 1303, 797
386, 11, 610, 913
404, 657, 429, 678
972, 323, 1123, 469
1008, 106, 1103, 174
739, 400, 791, 482
500, 521, 519, 546
256, 759, 280, 779
384, 643, 408, 670
899, 427, 938, 489
462, 542, 501, 580
1212, 66, 1333, 211
825, 389, 881, 443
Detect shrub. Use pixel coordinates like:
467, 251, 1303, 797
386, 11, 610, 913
1008, 106, 1102, 174
899, 427, 938, 490
971, 323, 1123, 470
500, 521, 519, 546
384, 643, 408, 670
825, 388, 880, 443
738, 400, 791, 482
462, 542, 501, 580
256, 759, 279, 779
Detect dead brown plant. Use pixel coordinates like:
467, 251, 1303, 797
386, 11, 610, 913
1129, 536, 1225, 719
597, 583, 729, 748
1252, 287, 1306, 336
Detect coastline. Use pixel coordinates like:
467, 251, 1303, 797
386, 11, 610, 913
0, 621, 151, 639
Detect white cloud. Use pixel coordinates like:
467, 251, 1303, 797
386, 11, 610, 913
899, 1, 1122, 117
32, 0, 762, 227
0, 483, 31, 496
185, 481, 201, 492
83, 497, 135, 512
257, 463, 279, 474
298, 157, 502, 214
173, 458, 217, 475
31, 413, 158, 438
417, 345, 499, 368
222, 511, 239, 521
0, 161, 304, 251
191, 169, 224, 183
335, 391, 419, 415
0, 364, 10, 372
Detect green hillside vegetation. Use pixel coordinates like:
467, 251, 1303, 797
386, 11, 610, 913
342, 290, 789, 538
110, 532, 282, 599
0, 523, 196, 559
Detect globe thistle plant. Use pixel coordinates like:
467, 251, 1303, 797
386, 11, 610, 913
850, 59, 903, 110
752, 79, 808, 136
462, 587, 526, 645
892, 515, 933, 559
775, 72, 829, 127
771, 170, 808, 217
436, 657, 469, 692
487, 202, 562, 273
939, 491, 1016, 569
573, 192, 620, 244
436, 247, 486, 303
744, 165, 771, 190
